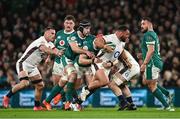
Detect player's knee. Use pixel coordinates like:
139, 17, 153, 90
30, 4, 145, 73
36, 82, 44, 90
59, 79, 67, 87
52, 76, 60, 85
20, 80, 30, 88
119, 84, 126, 89
147, 83, 156, 92
68, 72, 77, 82
107, 82, 114, 89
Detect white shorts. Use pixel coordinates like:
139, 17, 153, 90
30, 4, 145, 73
52, 61, 64, 76
16, 61, 41, 77
112, 63, 140, 85
119, 64, 140, 81
74, 63, 92, 79
91, 62, 111, 79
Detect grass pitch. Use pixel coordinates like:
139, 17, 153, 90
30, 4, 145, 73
0, 107, 180, 119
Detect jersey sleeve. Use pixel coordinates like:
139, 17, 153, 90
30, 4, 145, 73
68, 35, 77, 43
145, 35, 155, 45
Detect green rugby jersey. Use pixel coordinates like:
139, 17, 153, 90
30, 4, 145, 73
76, 35, 98, 67
54, 29, 75, 63
64, 32, 95, 61
141, 31, 163, 69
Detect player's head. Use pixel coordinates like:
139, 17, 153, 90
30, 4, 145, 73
64, 15, 75, 32
78, 20, 91, 37
44, 26, 56, 42
141, 17, 153, 33
116, 25, 130, 43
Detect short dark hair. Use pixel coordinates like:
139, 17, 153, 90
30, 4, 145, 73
142, 17, 152, 22
44, 26, 55, 31
64, 15, 76, 22
118, 25, 129, 31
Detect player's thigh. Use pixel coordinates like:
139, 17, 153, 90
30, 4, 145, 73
91, 62, 110, 81
52, 61, 64, 76
121, 64, 140, 81
16, 62, 29, 78
28, 67, 43, 86
144, 65, 160, 80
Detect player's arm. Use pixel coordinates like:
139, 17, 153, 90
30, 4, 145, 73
143, 45, 154, 65
78, 54, 94, 65
69, 42, 94, 58
143, 35, 155, 65
79, 54, 101, 65
102, 59, 119, 69
39, 45, 64, 57
94, 37, 114, 53
140, 35, 155, 72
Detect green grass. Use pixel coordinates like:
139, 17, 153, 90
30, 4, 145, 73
0, 107, 180, 119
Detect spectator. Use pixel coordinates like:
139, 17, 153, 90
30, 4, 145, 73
0, 0, 179, 88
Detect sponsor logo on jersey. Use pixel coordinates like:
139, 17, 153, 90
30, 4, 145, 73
83, 46, 88, 50
70, 36, 76, 41
114, 51, 120, 58
57, 36, 61, 39
59, 40, 65, 46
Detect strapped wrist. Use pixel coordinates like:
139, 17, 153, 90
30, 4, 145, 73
108, 61, 113, 67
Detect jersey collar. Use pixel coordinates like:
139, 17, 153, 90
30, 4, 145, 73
64, 29, 75, 34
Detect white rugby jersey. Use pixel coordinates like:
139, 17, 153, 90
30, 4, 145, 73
98, 34, 125, 62
17, 36, 55, 66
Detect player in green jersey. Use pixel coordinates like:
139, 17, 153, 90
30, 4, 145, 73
43, 20, 94, 110
43, 15, 76, 110
140, 17, 174, 111
52, 15, 75, 85
52, 15, 76, 105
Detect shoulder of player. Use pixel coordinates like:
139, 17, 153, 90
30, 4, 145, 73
56, 30, 64, 35
68, 32, 78, 41
144, 32, 156, 39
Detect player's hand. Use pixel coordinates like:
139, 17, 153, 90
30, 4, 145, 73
92, 57, 102, 63
140, 63, 146, 72
85, 51, 95, 58
102, 61, 113, 69
137, 53, 142, 59
57, 49, 65, 57
54, 48, 65, 57
45, 55, 51, 64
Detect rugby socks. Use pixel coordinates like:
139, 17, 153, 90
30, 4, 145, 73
126, 96, 133, 104
34, 100, 40, 107
65, 82, 74, 102
75, 88, 97, 105
152, 88, 169, 108
157, 84, 170, 97
6, 89, 15, 98
118, 95, 128, 107
46, 85, 63, 103
72, 90, 78, 99
60, 90, 66, 102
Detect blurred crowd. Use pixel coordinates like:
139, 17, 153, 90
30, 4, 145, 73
0, 0, 179, 88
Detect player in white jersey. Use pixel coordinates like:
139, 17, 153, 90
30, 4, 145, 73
3, 27, 64, 111
80, 26, 140, 111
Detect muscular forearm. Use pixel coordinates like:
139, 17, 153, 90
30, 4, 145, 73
79, 58, 93, 65
72, 46, 87, 54
143, 50, 154, 64
40, 45, 55, 55
79, 54, 93, 65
